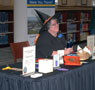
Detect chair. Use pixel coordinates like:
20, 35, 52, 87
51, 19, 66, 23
10, 41, 30, 63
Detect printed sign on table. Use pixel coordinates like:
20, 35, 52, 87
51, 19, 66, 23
23, 46, 36, 75
87, 35, 95, 53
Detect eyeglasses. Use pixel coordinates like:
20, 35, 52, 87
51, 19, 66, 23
50, 23, 58, 27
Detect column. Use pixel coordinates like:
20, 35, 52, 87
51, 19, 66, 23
14, 0, 28, 42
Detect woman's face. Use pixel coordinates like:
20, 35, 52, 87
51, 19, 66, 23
49, 19, 59, 34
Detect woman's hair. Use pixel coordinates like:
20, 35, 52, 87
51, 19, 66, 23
46, 18, 58, 30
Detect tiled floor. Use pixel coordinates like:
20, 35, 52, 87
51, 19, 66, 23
0, 42, 87, 66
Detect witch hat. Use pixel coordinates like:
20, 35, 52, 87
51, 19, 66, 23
35, 9, 61, 34
35, 9, 50, 23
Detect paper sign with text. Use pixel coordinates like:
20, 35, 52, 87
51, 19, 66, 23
87, 35, 95, 53
23, 46, 35, 75
92, 46, 95, 59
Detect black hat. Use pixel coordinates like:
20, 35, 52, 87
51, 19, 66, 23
35, 9, 50, 23
35, 9, 61, 34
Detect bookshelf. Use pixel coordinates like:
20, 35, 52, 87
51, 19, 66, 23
0, 6, 13, 47
56, 6, 93, 43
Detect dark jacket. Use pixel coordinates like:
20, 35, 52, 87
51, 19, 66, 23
36, 31, 67, 59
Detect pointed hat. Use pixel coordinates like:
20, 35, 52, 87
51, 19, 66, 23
35, 9, 50, 23
35, 9, 61, 34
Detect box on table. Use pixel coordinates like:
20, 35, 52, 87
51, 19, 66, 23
39, 59, 53, 73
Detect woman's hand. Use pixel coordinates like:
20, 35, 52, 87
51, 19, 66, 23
52, 47, 73, 56
64, 47, 73, 55
52, 51, 57, 56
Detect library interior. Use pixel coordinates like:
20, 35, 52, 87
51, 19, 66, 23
0, 0, 95, 90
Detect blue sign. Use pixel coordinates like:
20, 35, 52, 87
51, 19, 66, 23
27, 0, 55, 4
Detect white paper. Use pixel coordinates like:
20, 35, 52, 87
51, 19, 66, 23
39, 59, 53, 73
77, 45, 83, 53
23, 46, 36, 75
57, 50, 64, 64
30, 73, 43, 78
87, 35, 95, 53
92, 46, 95, 59
83, 46, 91, 55
53, 54, 60, 68
77, 45, 82, 50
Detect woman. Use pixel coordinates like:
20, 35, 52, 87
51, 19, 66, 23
36, 16, 73, 59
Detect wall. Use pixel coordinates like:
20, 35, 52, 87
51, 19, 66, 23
0, 0, 13, 6
58, 0, 93, 6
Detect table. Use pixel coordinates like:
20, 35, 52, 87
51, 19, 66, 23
0, 60, 95, 90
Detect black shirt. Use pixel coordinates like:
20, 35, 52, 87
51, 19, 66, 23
36, 31, 67, 59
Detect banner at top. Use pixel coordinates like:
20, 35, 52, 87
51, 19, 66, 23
27, 0, 55, 8
27, 0, 55, 4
